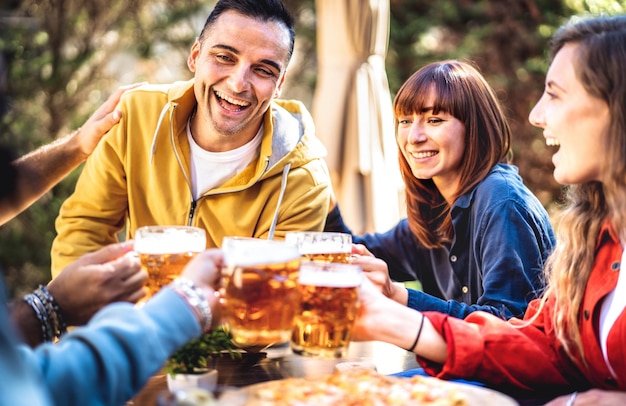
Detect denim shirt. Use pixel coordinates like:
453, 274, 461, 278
325, 164, 555, 319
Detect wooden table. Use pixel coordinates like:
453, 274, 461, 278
128, 340, 420, 405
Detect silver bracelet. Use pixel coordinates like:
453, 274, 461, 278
171, 277, 213, 332
566, 391, 577, 406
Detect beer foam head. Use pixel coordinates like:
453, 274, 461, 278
297, 241, 350, 255
222, 238, 300, 266
286, 232, 351, 254
298, 263, 363, 287
135, 227, 206, 254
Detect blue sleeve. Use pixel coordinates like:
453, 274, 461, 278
406, 288, 501, 318
325, 205, 429, 282
18, 287, 201, 406
409, 199, 552, 320
323, 204, 352, 235
471, 199, 553, 319
0, 277, 53, 406
406, 288, 482, 317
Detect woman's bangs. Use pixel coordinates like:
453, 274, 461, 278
394, 75, 455, 118
429, 80, 456, 115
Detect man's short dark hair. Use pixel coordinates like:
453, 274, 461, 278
199, 0, 296, 63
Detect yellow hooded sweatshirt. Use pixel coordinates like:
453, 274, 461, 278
51, 80, 331, 277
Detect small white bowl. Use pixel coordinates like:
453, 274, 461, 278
166, 369, 218, 393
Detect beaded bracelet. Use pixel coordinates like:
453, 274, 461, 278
171, 277, 213, 333
23, 292, 53, 342
23, 285, 68, 343
34, 285, 68, 339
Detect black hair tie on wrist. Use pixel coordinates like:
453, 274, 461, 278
406, 314, 425, 352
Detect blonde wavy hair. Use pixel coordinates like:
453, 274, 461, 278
533, 15, 626, 366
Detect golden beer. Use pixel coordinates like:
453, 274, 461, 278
291, 262, 362, 358
285, 232, 352, 263
139, 252, 197, 297
302, 252, 351, 264
135, 226, 206, 299
221, 238, 301, 348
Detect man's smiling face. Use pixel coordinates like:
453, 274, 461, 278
187, 10, 290, 151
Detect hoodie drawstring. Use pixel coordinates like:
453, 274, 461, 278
268, 163, 291, 240
149, 104, 172, 164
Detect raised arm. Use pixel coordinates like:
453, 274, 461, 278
0, 83, 144, 226
351, 277, 447, 363
352, 278, 574, 392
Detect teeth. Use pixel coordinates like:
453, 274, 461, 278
412, 151, 437, 159
546, 138, 560, 146
215, 90, 250, 107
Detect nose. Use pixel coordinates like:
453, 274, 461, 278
407, 121, 427, 144
226, 64, 250, 94
528, 95, 545, 128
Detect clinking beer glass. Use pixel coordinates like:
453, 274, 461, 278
134, 226, 206, 300
285, 231, 352, 263
291, 262, 363, 358
220, 237, 301, 349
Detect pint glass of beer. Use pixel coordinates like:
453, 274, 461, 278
135, 226, 206, 299
285, 231, 352, 263
221, 237, 301, 349
291, 262, 362, 358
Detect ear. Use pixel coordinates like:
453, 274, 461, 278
187, 39, 201, 73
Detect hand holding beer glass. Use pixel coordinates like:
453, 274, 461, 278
134, 226, 206, 300
285, 231, 352, 263
291, 262, 363, 358
220, 237, 301, 350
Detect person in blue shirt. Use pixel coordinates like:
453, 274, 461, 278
325, 60, 555, 320
1, 247, 220, 406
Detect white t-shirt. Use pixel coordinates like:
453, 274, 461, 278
187, 119, 263, 200
599, 242, 626, 378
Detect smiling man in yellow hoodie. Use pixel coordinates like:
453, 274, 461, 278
51, 0, 331, 277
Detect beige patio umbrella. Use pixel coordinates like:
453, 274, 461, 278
313, 0, 404, 234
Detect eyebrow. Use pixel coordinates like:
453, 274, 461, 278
546, 80, 566, 93
212, 44, 283, 73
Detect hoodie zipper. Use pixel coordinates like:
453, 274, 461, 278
188, 200, 197, 226
186, 159, 269, 225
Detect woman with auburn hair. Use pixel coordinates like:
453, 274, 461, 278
325, 60, 554, 320
351, 15, 626, 405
